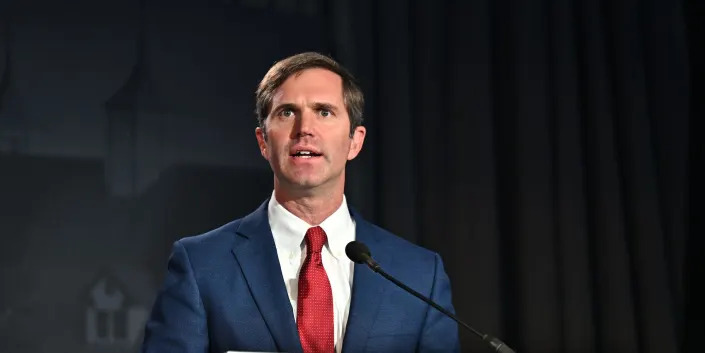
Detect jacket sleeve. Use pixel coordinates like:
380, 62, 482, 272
417, 253, 461, 353
141, 240, 209, 353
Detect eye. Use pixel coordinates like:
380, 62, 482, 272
319, 109, 331, 117
280, 109, 295, 118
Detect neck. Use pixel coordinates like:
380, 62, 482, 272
274, 187, 344, 225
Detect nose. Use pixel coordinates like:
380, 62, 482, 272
293, 109, 316, 138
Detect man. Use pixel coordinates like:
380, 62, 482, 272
141, 52, 460, 353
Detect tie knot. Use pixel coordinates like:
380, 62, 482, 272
305, 226, 327, 253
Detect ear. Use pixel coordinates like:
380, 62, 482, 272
255, 127, 270, 161
347, 126, 366, 160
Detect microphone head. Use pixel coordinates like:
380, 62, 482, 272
345, 241, 371, 264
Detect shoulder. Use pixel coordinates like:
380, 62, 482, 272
357, 219, 449, 297
368, 222, 435, 254
356, 218, 441, 270
175, 199, 269, 256
164, 220, 243, 270
177, 219, 242, 251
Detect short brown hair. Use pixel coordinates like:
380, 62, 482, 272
255, 52, 364, 137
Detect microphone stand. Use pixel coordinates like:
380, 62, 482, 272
365, 261, 516, 353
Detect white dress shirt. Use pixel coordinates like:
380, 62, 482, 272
267, 191, 356, 353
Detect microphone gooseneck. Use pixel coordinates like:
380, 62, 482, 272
344, 241, 516, 353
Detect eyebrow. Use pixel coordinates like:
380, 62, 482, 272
310, 102, 340, 113
271, 103, 298, 115
271, 102, 341, 115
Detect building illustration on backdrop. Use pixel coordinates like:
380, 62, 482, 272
84, 268, 152, 348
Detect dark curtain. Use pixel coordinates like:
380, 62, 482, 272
339, 0, 699, 352
683, 0, 704, 352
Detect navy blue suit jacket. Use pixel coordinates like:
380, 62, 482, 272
141, 200, 460, 353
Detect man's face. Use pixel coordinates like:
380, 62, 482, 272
255, 68, 366, 195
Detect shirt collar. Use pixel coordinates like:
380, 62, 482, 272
268, 191, 355, 260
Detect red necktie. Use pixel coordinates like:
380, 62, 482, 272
297, 226, 334, 353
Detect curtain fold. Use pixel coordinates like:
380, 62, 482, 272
343, 0, 692, 352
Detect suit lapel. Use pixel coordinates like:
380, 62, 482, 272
342, 215, 390, 353
231, 201, 302, 353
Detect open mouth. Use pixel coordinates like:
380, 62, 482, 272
291, 150, 323, 158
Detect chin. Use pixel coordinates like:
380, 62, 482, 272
277, 170, 338, 191
292, 179, 324, 189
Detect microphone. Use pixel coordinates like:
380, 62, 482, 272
345, 241, 516, 353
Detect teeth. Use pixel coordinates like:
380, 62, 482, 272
293, 150, 320, 157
